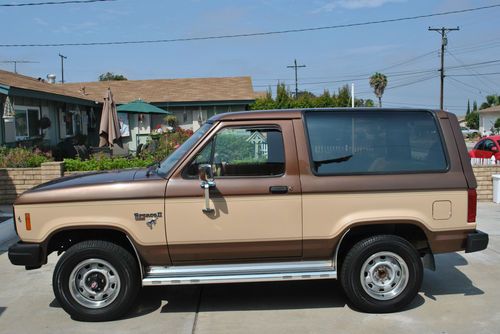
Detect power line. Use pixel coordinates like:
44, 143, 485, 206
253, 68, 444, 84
2, 3, 500, 47
447, 58, 500, 69
448, 76, 495, 95
377, 50, 438, 72
386, 74, 439, 90
0, 0, 115, 7
446, 50, 498, 91
448, 72, 500, 76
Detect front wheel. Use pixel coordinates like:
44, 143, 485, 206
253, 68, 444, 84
53, 240, 140, 321
340, 235, 423, 313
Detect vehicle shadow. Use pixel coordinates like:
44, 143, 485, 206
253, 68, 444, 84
0, 307, 6, 317
125, 279, 347, 319
420, 252, 484, 300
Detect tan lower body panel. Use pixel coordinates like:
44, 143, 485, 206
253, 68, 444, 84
165, 194, 303, 262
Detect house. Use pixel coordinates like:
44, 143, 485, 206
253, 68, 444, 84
0, 70, 99, 147
1, 70, 257, 149
479, 105, 500, 135
62, 76, 256, 131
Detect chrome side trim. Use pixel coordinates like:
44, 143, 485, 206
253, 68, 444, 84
142, 260, 336, 286
126, 235, 144, 280
333, 229, 350, 271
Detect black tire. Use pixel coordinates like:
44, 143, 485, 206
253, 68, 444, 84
52, 240, 140, 321
340, 235, 423, 313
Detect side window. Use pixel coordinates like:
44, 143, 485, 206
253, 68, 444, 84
484, 139, 495, 151
184, 127, 285, 178
305, 111, 448, 175
474, 140, 485, 150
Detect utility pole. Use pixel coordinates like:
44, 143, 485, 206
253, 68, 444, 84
0, 60, 39, 74
428, 26, 459, 110
351, 83, 355, 108
58, 53, 67, 83
287, 59, 306, 98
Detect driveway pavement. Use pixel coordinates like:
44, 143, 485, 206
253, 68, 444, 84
0, 203, 499, 334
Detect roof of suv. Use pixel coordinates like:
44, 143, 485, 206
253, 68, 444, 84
209, 108, 443, 122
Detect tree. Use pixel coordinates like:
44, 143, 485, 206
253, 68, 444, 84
369, 72, 388, 107
466, 111, 479, 130
479, 94, 499, 110
495, 118, 500, 133
466, 99, 470, 116
250, 83, 375, 110
473, 100, 478, 112
98, 72, 128, 81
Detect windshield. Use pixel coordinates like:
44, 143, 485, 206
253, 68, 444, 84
157, 122, 213, 177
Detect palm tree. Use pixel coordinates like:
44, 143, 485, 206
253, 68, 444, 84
369, 72, 388, 107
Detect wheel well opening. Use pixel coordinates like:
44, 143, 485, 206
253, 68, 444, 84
336, 223, 429, 271
47, 229, 135, 258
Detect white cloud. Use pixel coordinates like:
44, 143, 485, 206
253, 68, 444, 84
34, 17, 49, 26
316, 0, 405, 12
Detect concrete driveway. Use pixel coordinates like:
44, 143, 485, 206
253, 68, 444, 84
0, 203, 499, 334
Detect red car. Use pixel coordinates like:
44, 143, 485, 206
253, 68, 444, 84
469, 135, 500, 160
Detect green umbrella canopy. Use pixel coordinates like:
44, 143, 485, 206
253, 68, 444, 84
116, 99, 171, 114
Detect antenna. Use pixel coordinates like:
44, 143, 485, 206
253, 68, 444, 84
58, 53, 67, 83
0, 60, 39, 73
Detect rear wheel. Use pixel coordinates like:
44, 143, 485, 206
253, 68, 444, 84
53, 240, 140, 321
340, 235, 423, 313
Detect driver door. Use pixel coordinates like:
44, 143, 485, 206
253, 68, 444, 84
165, 120, 302, 263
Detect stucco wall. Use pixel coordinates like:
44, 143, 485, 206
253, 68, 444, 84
479, 112, 500, 135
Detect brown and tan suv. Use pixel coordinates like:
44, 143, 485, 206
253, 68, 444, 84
8, 108, 488, 321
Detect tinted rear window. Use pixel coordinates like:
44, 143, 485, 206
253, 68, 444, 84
305, 111, 448, 175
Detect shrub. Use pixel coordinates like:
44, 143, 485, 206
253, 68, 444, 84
0, 147, 52, 168
64, 156, 155, 171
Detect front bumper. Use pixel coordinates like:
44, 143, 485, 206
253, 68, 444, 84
8, 242, 43, 269
465, 230, 489, 253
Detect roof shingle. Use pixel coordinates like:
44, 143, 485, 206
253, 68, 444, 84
62, 76, 256, 104
0, 70, 256, 105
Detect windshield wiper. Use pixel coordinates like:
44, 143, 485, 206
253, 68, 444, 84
313, 154, 353, 169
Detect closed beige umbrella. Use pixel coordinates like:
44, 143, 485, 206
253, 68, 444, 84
99, 88, 122, 147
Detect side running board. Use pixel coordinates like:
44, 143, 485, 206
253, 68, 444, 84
142, 260, 337, 286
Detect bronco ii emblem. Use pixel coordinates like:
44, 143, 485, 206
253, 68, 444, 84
134, 212, 162, 230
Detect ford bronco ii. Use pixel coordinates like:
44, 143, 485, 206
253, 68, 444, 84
9, 109, 488, 321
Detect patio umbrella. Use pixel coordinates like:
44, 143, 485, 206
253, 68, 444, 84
116, 99, 171, 114
99, 88, 121, 147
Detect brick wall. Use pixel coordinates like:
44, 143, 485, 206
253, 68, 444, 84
473, 165, 500, 202
0, 162, 64, 204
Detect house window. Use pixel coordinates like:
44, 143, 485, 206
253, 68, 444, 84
14, 106, 40, 140
59, 110, 78, 137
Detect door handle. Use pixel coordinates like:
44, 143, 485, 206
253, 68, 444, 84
269, 186, 289, 194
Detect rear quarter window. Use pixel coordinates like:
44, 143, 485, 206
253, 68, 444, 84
304, 110, 448, 175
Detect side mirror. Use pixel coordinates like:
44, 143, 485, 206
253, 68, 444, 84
492, 146, 499, 152
199, 164, 214, 183
198, 164, 215, 213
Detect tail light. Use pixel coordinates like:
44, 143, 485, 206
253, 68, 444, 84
467, 189, 477, 223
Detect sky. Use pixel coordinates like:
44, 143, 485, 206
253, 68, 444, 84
1, 0, 500, 115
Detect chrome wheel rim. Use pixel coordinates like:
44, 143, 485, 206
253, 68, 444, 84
69, 259, 121, 309
360, 251, 409, 301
